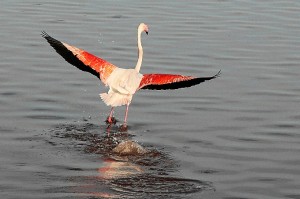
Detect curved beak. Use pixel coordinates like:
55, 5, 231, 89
145, 31, 149, 35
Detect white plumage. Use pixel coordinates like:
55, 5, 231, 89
100, 68, 143, 107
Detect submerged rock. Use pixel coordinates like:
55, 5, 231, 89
113, 140, 148, 155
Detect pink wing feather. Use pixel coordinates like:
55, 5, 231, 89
42, 31, 116, 84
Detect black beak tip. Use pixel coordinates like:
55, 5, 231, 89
146, 31, 149, 35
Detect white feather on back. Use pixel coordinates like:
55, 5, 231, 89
106, 68, 143, 94
100, 68, 143, 107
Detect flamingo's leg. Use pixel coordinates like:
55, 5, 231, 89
106, 124, 112, 136
119, 104, 129, 132
124, 104, 129, 125
106, 107, 116, 124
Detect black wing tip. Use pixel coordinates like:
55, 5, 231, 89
41, 31, 57, 44
41, 30, 101, 79
206, 69, 221, 81
41, 31, 58, 44
195, 70, 221, 82
196, 69, 221, 83
214, 70, 221, 78
41, 30, 49, 38
209, 70, 221, 80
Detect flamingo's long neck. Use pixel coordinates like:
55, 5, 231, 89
135, 29, 143, 72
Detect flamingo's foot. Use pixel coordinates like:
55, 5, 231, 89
118, 123, 128, 132
105, 116, 117, 125
105, 124, 112, 137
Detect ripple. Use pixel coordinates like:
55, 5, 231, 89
0, 91, 18, 96
26, 115, 66, 120
48, 121, 214, 198
110, 174, 213, 195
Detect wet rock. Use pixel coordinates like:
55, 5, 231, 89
113, 140, 147, 155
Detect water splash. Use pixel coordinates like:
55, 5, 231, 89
48, 121, 214, 198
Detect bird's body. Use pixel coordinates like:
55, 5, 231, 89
42, 23, 220, 130
100, 68, 143, 107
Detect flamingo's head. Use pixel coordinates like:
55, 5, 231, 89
138, 23, 149, 35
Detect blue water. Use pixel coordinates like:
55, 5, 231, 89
1, 1, 300, 198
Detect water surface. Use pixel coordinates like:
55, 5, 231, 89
1, 0, 300, 198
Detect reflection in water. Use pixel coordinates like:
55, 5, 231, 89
93, 158, 144, 198
98, 158, 143, 180
50, 122, 213, 198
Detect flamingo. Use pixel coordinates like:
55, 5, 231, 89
42, 23, 220, 131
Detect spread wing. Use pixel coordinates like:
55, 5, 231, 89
138, 70, 220, 90
41, 31, 117, 84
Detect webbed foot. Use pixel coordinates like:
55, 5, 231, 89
118, 123, 128, 132
105, 116, 117, 125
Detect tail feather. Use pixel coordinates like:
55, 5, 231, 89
100, 93, 131, 107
